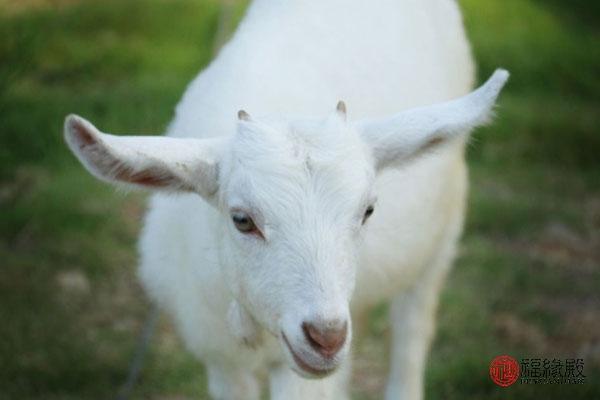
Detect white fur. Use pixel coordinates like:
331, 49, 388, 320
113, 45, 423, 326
64, 1, 509, 399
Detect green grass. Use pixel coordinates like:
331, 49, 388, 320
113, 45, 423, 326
1, 0, 599, 399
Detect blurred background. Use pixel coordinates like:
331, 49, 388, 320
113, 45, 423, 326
0, 0, 598, 399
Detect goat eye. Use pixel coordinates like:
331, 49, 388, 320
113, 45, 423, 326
362, 205, 375, 224
232, 212, 258, 234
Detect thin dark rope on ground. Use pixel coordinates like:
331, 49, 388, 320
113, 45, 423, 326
115, 303, 160, 400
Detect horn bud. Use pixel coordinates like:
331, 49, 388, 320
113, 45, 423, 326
237, 109, 251, 121
336, 100, 347, 121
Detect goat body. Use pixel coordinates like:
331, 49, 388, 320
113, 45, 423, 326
65, 1, 508, 398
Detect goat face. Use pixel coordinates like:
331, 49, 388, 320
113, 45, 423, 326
217, 109, 374, 377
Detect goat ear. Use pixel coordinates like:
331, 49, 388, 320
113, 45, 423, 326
64, 115, 224, 198
356, 69, 509, 170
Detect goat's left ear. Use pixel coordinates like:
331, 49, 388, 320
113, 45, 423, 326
356, 69, 509, 170
64, 115, 224, 199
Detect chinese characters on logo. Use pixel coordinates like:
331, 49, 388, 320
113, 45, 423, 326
520, 358, 586, 384
489, 356, 585, 387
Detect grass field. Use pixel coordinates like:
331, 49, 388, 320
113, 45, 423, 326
1, 0, 599, 399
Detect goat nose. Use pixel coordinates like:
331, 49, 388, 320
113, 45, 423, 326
302, 320, 347, 358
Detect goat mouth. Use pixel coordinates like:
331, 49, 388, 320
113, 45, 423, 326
281, 332, 337, 378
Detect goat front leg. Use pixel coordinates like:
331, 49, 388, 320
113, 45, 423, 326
206, 363, 259, 400
269, 360, 351, 400
385, 242, 457, 400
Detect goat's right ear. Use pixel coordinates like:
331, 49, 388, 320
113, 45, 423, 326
356, 69, 509, 171
64, 115, 224, 199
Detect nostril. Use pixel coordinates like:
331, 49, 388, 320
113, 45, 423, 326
302, 321, 347, 358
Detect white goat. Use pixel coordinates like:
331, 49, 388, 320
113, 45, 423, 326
64, 0, 508, 398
